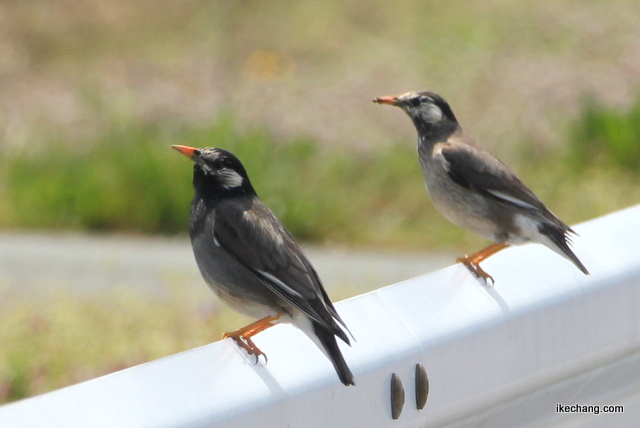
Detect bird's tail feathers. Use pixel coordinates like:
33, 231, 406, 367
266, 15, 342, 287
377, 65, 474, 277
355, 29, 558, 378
539, 223, 589, 275
312, 322, 355, 386
317, 287, 355, 343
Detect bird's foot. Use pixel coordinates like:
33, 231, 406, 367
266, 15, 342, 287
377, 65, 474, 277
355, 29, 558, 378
222, 332, 268, 364
456, 243, 508, 286
456, 256, 495, 287
221, 314, 281, 364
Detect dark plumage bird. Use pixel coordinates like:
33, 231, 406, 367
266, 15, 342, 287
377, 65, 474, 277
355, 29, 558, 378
172, 145, 354, 386
374, 91, 589, 283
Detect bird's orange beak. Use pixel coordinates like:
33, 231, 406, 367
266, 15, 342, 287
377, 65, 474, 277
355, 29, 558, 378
373, 95, 399, 106
172, 145, 198, 159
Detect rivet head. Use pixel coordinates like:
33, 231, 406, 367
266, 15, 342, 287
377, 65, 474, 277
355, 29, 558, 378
415, 363, 429, 410
390, 373, 405, 420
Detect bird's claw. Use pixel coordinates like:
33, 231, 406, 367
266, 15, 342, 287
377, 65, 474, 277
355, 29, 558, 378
223, 333, 269, 364
457, 257, 495, 287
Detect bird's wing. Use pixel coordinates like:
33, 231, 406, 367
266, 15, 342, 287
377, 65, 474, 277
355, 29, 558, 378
213, 197, 348, 340
437, 138, 553, 220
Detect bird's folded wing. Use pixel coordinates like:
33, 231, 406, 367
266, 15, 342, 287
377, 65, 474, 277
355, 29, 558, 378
438, 143, 550, 218
214, 199, 345, 335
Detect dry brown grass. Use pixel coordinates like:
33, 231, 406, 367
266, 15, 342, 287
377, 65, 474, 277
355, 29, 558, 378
1, 0, 639, 156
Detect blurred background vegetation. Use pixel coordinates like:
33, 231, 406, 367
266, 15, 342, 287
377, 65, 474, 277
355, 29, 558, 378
1, 0, 640, 403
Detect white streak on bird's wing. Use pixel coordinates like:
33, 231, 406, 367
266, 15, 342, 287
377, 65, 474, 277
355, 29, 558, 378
255, 269, 305, 300
200, 209, 221, 247
484, 190, 540, 210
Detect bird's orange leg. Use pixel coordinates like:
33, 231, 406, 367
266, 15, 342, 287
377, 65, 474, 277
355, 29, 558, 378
222, 314, 282, 358
456, 242, 509, 284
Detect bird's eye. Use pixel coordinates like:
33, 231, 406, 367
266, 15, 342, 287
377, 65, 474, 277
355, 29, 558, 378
410, 98, 422, 107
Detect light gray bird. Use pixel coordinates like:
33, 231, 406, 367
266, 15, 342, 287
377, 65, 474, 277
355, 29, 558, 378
374, 91, 589, 283
172, 145, 354, 386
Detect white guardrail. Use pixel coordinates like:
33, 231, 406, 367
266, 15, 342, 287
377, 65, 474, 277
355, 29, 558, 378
1, 205, 640, 428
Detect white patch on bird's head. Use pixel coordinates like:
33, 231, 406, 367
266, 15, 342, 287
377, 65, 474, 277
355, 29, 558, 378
396, 91, 444, 123
217, 168, 244, 189
417, 102, 443, 123
193, 147, 246, 189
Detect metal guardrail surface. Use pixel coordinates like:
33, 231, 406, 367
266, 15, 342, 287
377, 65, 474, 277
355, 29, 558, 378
1, 205, 639, 427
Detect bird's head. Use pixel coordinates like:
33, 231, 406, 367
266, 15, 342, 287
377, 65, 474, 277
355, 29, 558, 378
172, 145, 254, 195
374, 91, 459, 135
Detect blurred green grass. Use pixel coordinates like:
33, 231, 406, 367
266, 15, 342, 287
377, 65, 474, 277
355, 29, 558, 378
2, 98, 640, 252
0, 114, 461, 249
569, 95, 640, 172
